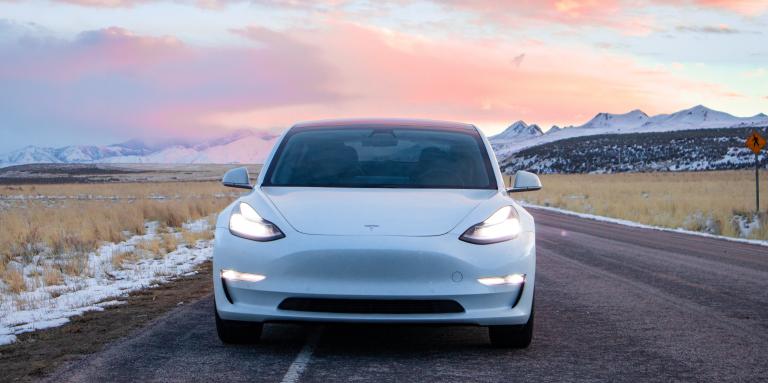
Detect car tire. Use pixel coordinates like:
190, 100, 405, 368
215, 308, 263, 344
488, 300, 534, 348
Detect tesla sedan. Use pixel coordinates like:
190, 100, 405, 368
213, 118, 541, 347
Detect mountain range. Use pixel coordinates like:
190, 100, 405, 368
0, 130, 278, 168
1, 105, 766, 169
490, 105, 768, 158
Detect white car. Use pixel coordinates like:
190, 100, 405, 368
213, 119, 541, 347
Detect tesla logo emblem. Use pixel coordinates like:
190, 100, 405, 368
364, 224, 379, 231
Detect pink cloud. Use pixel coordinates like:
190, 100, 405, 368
438, 0, 656, 35
679, 0, 768, 15
51, 0, 344, 9
448, 0, 767, 22
0, 26, 342, 140
443, 0, 621, 21
53, 0, 229, 8
433, 0, 765, 35
49, 0, 768, 17
210, 21, 740, 131
55, 0, 151, 7
0, 20, 750, 144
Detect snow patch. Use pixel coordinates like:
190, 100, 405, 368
0, 219, 214, 346
733, 214, 762, 238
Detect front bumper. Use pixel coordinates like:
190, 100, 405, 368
213, 229, 536, 326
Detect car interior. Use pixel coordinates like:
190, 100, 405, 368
268, 129, 494, 188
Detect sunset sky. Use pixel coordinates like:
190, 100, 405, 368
0, 0, 767, 152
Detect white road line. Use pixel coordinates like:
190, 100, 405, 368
280, 328, 322, 383
524, 203, 768, 247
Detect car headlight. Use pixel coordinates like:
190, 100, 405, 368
229, 202, 285, 242
459, 206, 521, 245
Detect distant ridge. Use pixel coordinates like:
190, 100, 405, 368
491, 105, 768, 159
3, 105, 766, 169
0, 130, 279, 168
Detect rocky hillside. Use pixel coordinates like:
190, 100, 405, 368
500, 126, 768, 174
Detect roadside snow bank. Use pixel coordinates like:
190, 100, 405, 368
521, 203, 768, 248
0, 220, 213, 346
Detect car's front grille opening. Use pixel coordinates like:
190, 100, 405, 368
278, 298, 465, 314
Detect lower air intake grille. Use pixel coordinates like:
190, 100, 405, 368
278, 298, 465, 314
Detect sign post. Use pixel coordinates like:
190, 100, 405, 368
745, 130, 766, 213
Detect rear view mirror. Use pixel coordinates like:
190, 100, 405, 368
362, 137, 398, 147
362, 130, 399, 147
507, 170, 542, 193
222, 167, 252, 189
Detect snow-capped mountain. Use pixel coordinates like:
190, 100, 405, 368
491, 105, 768, 159
578, 109, 649, 130
546, 125, 562, 134
0, 130, 279, 168
0, 144, 153, 167
643, 105, 764, 131
490, 121, 543, 141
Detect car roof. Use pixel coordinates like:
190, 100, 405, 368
291, 118, 477, 133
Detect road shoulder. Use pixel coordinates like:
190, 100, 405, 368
0, 262, 213, 382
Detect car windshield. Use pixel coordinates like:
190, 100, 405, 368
264, 127, 497, 189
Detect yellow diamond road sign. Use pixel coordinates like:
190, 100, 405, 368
746, 131, 766, 155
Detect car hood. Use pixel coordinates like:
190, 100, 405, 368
261, 187, 497, 236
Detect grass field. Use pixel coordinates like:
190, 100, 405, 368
511, 170, 768, 240
0, 181, 238, 298
4, 169, 766, 293
0, 179, 246, 344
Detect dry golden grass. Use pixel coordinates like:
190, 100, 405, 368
512, 170, 768, 240
43, 267, 64, 286
181, 228, 214, 247
0, 181, 232, 294
111, 250, 138, 269
0, 254, 8, 275
0, 182, 233, 263
2, 268, 27, 294
136, 239, 162, 258
62, 255, 90, 277
0, 182, 232, 200
160, 233, 179, 254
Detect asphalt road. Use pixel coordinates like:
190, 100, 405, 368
45, 208, 768, 382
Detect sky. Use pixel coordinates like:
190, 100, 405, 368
0, 0, 767, 152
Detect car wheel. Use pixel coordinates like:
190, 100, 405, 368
215, 308, 263, 344
488, 301, 534, 348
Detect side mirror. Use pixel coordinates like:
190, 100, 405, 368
222, 167, 252, 189
506, 170, 542, 193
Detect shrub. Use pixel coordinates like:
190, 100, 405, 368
111, 250, 138, 269
43, 266, 64, 286
2, 268, 27, 294
161, 234, 179, 254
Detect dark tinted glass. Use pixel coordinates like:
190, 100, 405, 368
265, 127, 496, 189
